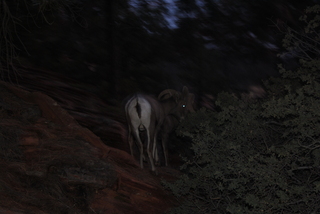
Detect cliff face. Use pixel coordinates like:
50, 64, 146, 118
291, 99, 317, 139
0, 81, 178, 214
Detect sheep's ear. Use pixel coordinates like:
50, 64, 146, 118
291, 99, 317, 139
188, 94, 195, 112
181, 86, 189, 98
189, 93, 195, 103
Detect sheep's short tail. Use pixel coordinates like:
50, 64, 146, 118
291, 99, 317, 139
138, 124, 145, 131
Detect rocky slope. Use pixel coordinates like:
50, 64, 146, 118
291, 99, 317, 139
0, 81, 178, 214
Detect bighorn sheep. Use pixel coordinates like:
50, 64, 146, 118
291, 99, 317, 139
125, 86, 195, 172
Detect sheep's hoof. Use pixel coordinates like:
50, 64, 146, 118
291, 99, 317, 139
151, 169, 158, 175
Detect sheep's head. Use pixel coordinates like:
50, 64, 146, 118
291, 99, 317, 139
158, 86, 195, 119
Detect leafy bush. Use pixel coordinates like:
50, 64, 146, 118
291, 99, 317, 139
164, 5, 320, 214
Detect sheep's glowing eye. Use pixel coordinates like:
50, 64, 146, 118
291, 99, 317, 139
182, 104, 186, 108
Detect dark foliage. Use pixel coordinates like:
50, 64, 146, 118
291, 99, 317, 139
2, 0, 316, 100
164, 5, 320, 214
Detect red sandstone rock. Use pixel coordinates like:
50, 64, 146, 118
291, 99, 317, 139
0, 81, 178, 214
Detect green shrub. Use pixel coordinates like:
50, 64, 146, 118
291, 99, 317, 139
164, 5, 320, 214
